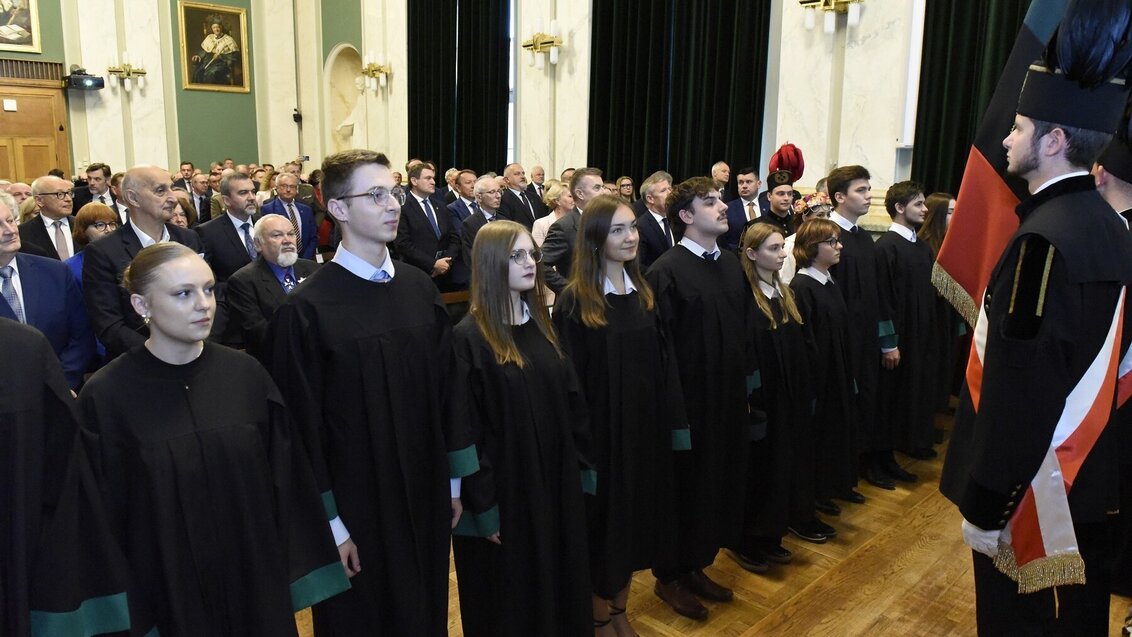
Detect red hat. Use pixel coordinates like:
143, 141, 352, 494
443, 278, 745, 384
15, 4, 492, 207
769, 143, 804, 182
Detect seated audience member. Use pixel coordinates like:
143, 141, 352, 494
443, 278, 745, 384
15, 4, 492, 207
171, 190, 196, 228
262, 172, 318, 259
65, 202, 119, 287
0, 192, 95, 388
83, 165, 202, 360
17, 192, 38, 223
224, 215, 318, 363
79, 243, 349, 635
532, 180, 573, 247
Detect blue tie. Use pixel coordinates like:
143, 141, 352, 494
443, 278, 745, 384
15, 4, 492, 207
422, 199, 441, 239
0, 265, 24, 323
370, 269, 391, 283
241, 222, 256, 259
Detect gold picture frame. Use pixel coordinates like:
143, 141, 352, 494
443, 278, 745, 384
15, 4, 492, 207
178, 1, 250, 93
0, 0, 42, 54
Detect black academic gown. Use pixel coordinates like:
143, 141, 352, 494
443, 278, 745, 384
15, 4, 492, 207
449, 316, 592, 637
742, 289, 814, 547
78, 343, 349, 637
1, 319, 131, 637
791, 272, 857, 499
874, 231, 938, 452
553, 288, 688, 598
268, 262, 475, 637
645, 246, 757, 571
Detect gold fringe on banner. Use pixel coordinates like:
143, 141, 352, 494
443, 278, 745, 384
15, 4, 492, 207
993, 544, 1087, 594
932, 262, 978, 327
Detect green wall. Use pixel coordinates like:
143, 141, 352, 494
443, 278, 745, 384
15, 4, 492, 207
321, 2, 361, 61
171, 0, 258, 167
0, 0, 64, 62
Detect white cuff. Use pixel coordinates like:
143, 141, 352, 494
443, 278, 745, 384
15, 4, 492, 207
450, 477, 462, 498
881, 347, 898, 354
329, 516, 350, 546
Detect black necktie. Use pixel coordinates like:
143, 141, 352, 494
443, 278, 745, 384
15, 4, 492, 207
704, 251, 718, 261
661, 218, 674, 247
519, 191, 534, 221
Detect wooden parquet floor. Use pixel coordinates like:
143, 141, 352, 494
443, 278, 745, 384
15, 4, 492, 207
298, 416, 1132, 636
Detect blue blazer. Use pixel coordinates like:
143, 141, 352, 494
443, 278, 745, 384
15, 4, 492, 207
1, 253, 95, 388
260, 198, 317, 259
723, 198, 758, 252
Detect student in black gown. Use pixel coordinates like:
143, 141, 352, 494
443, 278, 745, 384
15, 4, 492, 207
552, 195, 688, 636
874, 182, 937, 462
917, 193, 965, 426
78, 243, 350, 636
2, 318, 131, 637
730, 222, 820, 572
268, 150, 475, 637
645, 177, 758, 621
789, 219, 859, 521
450, 220, 593, 637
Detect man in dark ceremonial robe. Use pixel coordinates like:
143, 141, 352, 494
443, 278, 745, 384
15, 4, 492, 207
645, 177, 758, 621
940, 28, 1132, 633
0, 318, 130, 637
268, 150, 478, 636
874, 182, 938, 462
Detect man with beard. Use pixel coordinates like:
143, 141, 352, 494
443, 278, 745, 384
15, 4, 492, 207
194, 171, 260, 346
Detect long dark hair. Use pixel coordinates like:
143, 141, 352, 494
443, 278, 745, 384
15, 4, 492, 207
918, 192, 953, 258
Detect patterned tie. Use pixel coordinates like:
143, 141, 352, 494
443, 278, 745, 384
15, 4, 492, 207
53, 220, 70, 259
471, 202, 480, 216
747, 201, 756, 221
370, 269, 391, 283
241, 222, 256, 259
285, 202, 301, 242
282, 271, 296, 292
0, 265, 25, 323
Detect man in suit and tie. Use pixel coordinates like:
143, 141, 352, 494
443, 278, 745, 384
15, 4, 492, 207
712, 161, 735, 202
0, 193, 95, 388
83, 165, 203, 359
172, 161, 195, 191
498, 162, 539, 230
188, 172, 214, 224
223, 215, 317, 363
543, 166, 604, 292
108, 172, 131, 225
723, 167, 763, 251
525, 164, 549, 219
460, 175, 503, 262
260, 172, 317, 259
194, 171, 261, 347
636, 170, 675, 269
447, 169, 478, 289
72, 163, 117, 211
394, 162, 460, 290
19, 175, 75, 260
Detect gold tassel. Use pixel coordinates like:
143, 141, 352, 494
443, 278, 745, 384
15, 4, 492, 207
931, 262, 978, 327
993, 545, 1087, 594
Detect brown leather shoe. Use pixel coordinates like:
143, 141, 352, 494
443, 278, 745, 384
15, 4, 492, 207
683, 569, 733, 602
654, 579, 708, 620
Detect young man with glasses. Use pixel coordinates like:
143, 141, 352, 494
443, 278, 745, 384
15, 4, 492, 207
268, 149, 475, 637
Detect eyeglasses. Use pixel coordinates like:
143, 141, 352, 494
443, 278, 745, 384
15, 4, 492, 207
40, 190, 74, 200
338, 187, 393, 206
91, 221, 118, 230
509, 248, 543, 264
479, 189, 501, 196
817, 237, 842, 248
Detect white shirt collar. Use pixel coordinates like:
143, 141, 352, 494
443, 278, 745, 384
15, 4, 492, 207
460, 197, 474, 207
602, 269, 638, 295
649, 209, 666, 225
3, 256, 20, 276
131, 221, 170, 247
679, 236, 720, 258
40, 214, 69, 230
830, 211, 856, 232
757, 278, 781, 298
515, 299, 532, 325
332, 242, 396, 282
1033, 170, 1090, 194
412, 192, 430, 206
226, 211, 254, 236
888, 223, 916, 242
482, 207, 497, 220
798, 266, 831, 285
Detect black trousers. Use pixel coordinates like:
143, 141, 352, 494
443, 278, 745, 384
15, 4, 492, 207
972, 520, 1113, 636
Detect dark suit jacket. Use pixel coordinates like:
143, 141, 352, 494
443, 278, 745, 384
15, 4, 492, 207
723, 198, 760, 251
444, 189, 457, 205
0, 253, 95, 388
460, 210, 496, 264
72, 186, 116, 212
542, 208, 581, 293
194, 214, 259, 284
636, 209, 671, 270
189, 190, 215, 223
18, 216, 66, 260
394, 194, 459, 285
525, 183, 550, 218
260, 198, 317, 259
172, 177, 191, 191
447, 199, 475, 288
499, 189, 538, 230
82, 222, 202, 359
224, 256, 318, 363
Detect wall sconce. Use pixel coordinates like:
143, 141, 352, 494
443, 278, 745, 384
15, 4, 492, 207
523, 20, 562, 70
107, 51, 146, 92
359, 52, 391, 93
799, 0, 862, 34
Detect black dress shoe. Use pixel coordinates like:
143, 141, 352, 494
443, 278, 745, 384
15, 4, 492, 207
905, 447, 938, 460
726, 549, 769, 573
654, 579, 708, 620
882, 462, 918, 483
683, 570, 733, 602
838, 489, 866, 504
864, 467, 896, 490
812, 518, 838, 538
761, 544, 793, 564
788, 521, 828, 544
815, 499, 841, 516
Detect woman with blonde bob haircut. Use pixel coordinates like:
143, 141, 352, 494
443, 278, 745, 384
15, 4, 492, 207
554, 194, 687, 636
449, 220, 594, 636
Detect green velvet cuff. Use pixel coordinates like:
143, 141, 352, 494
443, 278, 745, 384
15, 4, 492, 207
878, 319, 895, 338
746, 370, 762, 393
30, 591, 131, 637
320, 490, 339, 521
879, 334, 899, 350
958, 322, 968, 336
453, 504, 501, 537
291, 562, 352, 612
671, 428, 692, 450
447, 445, 480, 478
580, 469, 597, 495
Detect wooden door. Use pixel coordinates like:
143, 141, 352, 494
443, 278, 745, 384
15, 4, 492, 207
0, 83, 70, 182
